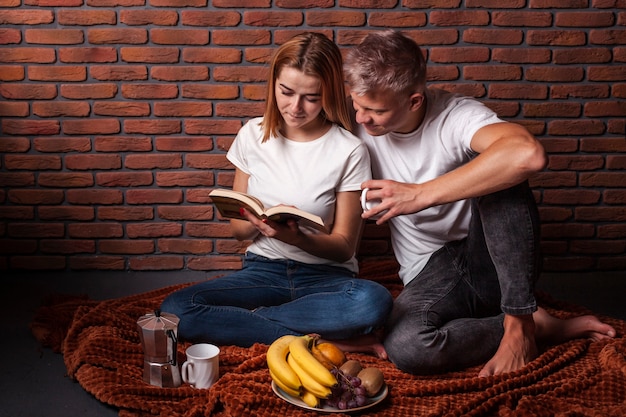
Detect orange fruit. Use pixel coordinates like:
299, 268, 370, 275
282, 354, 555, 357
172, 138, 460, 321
311, 341, 347, 370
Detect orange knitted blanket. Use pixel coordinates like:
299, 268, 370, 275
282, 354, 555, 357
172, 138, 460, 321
31, 259, 626, 417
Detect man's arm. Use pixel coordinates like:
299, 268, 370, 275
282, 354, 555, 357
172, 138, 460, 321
361, 122, 547, 222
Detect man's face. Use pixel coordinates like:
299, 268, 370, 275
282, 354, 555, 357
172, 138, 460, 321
350, 89, 416, 136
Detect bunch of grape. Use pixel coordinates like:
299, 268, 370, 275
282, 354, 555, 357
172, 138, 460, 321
324, 368, 368, 410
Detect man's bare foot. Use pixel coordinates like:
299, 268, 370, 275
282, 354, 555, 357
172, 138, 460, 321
478, 314, 537, 378
326, 333, 388, 360
533, 307, 616, 345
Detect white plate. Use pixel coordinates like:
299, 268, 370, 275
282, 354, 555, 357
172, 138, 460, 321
271, 380, 388, 413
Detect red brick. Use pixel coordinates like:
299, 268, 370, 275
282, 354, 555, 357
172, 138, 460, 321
40, 240, 96, 254
216, 239, 249, 254
0, 65, 24, 81
529, 171, 577, 188
580, 172, 626, 188
155, 136, 213, 152
547, 120, 605, 136
0, 206, 33, 219
90, 65, 148, 81
525, 66, 584, 82
69, 256, 125, 270
5, 155, 61, 170
158, 238, 213, 254
555, 11, 615, 27
120, 9, 179, 26
38, 206, 94, 221
150, 28, 209, 45
0, 173, 35, 187
606, 155, 626, 170
186, 188, 213, 203
598, 223, 626, 239
96, 172, 153, 187
32, 101, 91, 117
8, 189, 64, 205
492, 11, 552, 27
580, 137, 626, 153
184, 119, 242, 135
126, 222, 181, 238
541, 223, 595, 238
97, 206, 153, 221
550, 84, 610, 99
11, 256, 66, 270
25, 29, 84, 44
155, 171, 214, 187
121, 47, 180, 63
430, 10, 490, 26
180, 10, 241, 26
467, 0, 525, 6
67, 223, 123, 238
576, 206, 626, 222
492, 48, 551, 64
0, 239, 37, 254
88, 28, 148, 44
150, 0, 206, 6
0, 137, 30, 153
151, 66, 209, 81
211, 29, 271, 45
0, 10, 54, 25
215, 102, 265, 117
186, 155, 230, 171
526, 29, 586, 46
589, 66, 626, 81
306, 11, 366, 26
93, 101, 151, 117
186, 222, 232, 238
0, 102, 29, 117
430, 47, 490, 63
86, 0, 144, 6
126, 189, 183, 204
275, 0, 332, 7
543, 189, 601, 205
523, 102, 581, 118
183, 47, 242, 63
121, 83, 178, 99
58, 47, 118, 63
242, 84, 266, 100
548, 155, 604, 171
212, 0, 269, 7
0, 83, 57, 100
187, 255, 242, 271
62, 119, 120, 135
153, 101, 212, 117
60, 83, 118, 99
553, 48, 612, 64
182, 84, 240, 99
463, 28, 524, 44
3, 119, 60, 135
57, 9, 116, 25
604, 190, 626, 204
584, 101, 626, 117
100, 240, 155, 254
34, 137, 92, 153
159, 206, 214, 221
94, 136, 153, 152
65, 154, 121, 171
244, 11, 303, 26
0, 47, 55, 63
124, 120, 181, 135
66, 189, 123, 205
129, 256, 184, 271
488, 83, 548, 99
528, 0, 587, 8
8, 222, 64, 238
368, 12, 426, 27
125, 154, 182, 169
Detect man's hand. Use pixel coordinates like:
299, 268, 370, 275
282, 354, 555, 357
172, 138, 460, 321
360, 179, 432, 224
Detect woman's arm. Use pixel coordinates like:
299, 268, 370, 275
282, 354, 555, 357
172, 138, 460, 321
227, 168, 261, 241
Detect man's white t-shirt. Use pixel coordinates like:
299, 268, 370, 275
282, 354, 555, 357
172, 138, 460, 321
357, 88, 504, 285
227, 117, 372, 273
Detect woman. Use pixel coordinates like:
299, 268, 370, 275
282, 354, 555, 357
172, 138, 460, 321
161, 33, 392, 355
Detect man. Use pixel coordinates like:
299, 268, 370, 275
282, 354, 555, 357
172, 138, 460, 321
344, 30, 615, 377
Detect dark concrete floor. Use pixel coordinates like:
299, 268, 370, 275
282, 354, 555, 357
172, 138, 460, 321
2, 269, 624, 417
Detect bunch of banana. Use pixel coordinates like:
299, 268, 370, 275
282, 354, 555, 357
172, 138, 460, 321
267, 334, 339, 408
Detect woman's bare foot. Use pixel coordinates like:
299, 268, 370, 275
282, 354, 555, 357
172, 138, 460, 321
533, 307, 616, 344
326, 333, 388, 360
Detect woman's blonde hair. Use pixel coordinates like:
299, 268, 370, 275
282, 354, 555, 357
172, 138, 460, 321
260, 32, 352, 142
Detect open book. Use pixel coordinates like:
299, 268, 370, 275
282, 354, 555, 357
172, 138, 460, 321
209, 189, 329, 233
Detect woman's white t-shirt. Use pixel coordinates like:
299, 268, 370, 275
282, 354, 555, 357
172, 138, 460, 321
357, 88, 504, 285
227, 117, 372, 272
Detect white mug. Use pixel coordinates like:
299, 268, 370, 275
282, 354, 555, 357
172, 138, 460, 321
181, 343, 220, 389
360, 188, 384, 220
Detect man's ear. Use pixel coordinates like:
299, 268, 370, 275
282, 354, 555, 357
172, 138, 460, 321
409, 93, 425, 111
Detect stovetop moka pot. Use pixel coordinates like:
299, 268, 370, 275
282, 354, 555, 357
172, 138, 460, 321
137, 309, 182, 388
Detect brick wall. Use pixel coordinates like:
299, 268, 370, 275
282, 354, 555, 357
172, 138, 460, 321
0, 1, 625, 273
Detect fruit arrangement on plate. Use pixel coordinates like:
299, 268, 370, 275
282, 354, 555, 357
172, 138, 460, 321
267, 334, 386, 411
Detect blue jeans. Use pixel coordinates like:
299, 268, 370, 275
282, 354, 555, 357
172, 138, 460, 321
161, 253, 393, 346
383, 182, 542, 374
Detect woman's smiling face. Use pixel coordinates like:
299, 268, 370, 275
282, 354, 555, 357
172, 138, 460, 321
275, 67, 324, 137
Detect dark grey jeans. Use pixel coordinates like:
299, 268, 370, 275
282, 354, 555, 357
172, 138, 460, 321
383, 182, 542, 374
